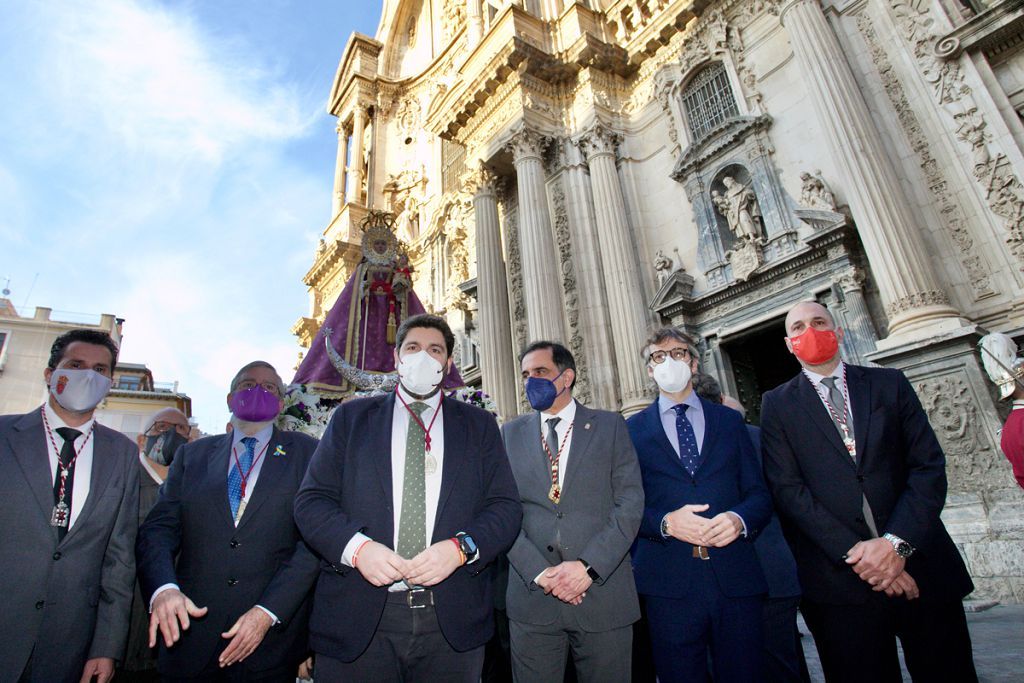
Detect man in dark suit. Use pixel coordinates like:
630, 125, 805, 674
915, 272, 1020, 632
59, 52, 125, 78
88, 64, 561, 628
760, 300, 977, 682
502, 341, 643, 682
137, 360, 320, 681
627, 327, 771, 683
0, 328, 139, 683
294, 314, 522, 682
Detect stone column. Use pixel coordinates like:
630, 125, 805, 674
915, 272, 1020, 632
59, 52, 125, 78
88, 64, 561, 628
466, 0, 483, 46
506, 128, 567, 341
331, 119, 348, 216
834, 265, 878, 364
578, 124, 650, 415
347, 107, 367, 205
558, 139, 620, 411
779, 0, 962, 339
469, 164, 518, 420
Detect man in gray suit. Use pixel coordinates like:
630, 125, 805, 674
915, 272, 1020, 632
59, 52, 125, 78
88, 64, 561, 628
502, 341, 644, 683
0, 328, 140, 683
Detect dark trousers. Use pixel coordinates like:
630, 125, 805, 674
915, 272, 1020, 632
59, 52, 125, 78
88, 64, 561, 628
315, 595, 485, 683
482, 608, 513, 683
801, 594, 977, 683
509, 615, 632, 683
644, 560, 764, 683
762, 596, 810, 683
160, 661, 295, 683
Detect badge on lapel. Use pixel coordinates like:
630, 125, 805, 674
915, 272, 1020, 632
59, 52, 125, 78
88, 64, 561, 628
273, 445, 287, 457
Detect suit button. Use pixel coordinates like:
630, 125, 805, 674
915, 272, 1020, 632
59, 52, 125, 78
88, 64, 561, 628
52, 552, 62, 561
230, 539, 240, 548
228, 578, 238, 586
35, 601, 44, 610
546, 545, 554, 552
556, 512, 564, 519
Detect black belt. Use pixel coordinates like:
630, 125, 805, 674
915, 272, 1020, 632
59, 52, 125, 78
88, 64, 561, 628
387, 588, 434, 608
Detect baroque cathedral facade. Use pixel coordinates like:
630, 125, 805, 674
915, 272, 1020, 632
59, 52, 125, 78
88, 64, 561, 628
293, 0, 1024, 601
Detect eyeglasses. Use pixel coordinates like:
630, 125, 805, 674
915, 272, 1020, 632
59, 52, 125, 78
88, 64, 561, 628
237, 380, 282, 397
648, 348, 692, 365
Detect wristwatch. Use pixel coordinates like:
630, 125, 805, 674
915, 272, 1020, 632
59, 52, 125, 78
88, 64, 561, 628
579, 559, 600, 581
660, 516, 670, 538
883, 533, 915, 558
456, 532, 479, 564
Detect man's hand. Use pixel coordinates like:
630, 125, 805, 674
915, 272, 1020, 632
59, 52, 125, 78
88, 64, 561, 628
883, 571, 920, 600
548, 561, 592, 604
79, 657, 114, 683
846, 538, 905, 590
536, 565, 584, 605
297, 656, 314, 681
149, 588, 208, 648
701, 512, 743, 547
405, 540, 463, 586
663, 504, 710, 544
355, 541, 409, 587
219, 607, 272, 667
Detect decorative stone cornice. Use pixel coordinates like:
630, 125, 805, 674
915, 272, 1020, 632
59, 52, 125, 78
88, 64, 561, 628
671, 115, 773, 180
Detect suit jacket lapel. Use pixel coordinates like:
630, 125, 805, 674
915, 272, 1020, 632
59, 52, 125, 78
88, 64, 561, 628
693, 398, 718, 475
433, 397, 465, 542
795, 375, 855, 470
236, 427, 288, 531
641, 401, 690, 477
61, 425, 117, 546
375, 394, 396, 516
211, 434, 237, 529
846, 365, 873, 470
9, 410, 57, 528
561, 402, 594, 497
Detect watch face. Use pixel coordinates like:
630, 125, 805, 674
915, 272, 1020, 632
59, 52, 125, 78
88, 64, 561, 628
460, 534, 478, 555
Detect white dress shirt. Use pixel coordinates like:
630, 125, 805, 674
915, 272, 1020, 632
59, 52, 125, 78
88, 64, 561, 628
42, 401, 94, 530
802, 361, 854, 433
342, 387, 446, 591
539, 399, 577, 489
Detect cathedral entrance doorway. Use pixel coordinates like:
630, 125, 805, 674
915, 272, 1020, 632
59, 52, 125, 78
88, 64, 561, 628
722, 320, 800, 425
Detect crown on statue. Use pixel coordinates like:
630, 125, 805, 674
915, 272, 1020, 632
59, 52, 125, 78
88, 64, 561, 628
361, 210, 401, 266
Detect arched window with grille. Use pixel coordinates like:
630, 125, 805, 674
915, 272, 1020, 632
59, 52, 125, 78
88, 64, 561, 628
680, 62, 740, 142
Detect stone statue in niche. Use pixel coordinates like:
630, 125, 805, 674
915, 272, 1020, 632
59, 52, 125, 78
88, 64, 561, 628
712, 176, 763, 243
654, 250, 674, 284
799, 170, 837, 211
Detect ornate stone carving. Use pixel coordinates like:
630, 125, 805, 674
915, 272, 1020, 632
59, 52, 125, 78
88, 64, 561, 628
501, 197, 529, 414
441, 0, 466, 42
654, 250, 675, 284
505, 127, 550, 164
549, 180, 592, 405
799, 170, 837, 211
916, 373, 1000, 492
726, 239, 764, 282
712, 176, 764, 243
887, 0, 1024, 270
395, 97, 422, 138
465, 162, 498, 197
834, 265, 866, 294
885, 290, 952, 319
855, 11, 994, 300
577, 123, 620, 160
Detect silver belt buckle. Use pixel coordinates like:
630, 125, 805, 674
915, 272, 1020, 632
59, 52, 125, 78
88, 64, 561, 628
406, 588, 432, 609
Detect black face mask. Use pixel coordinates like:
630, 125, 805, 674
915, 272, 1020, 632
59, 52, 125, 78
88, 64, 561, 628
144, 429, 187, 466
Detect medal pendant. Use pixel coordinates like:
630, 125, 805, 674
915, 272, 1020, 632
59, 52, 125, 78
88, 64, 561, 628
548, 483, 561, 504
50, 501, 70, 528
844, 436, 856, 459
234, 499, 248, 524
424, 455, 437, 476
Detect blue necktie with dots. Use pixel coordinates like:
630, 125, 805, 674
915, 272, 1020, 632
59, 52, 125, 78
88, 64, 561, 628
672, 404, 701, 476
228, 437, 256, 520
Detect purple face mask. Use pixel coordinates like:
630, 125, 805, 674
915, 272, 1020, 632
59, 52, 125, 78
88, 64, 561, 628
229, 386, 281, 422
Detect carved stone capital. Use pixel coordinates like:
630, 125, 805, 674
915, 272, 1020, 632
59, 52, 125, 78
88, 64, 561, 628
834, 266, 866, 293
884, 290, 951, 319
577, 124, 621, 161
505, 127, 550, 164
466, 162, 499, 198
335, 120, 348, 137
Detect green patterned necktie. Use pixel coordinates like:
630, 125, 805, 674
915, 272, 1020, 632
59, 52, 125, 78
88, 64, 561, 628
396, 401, 430, 559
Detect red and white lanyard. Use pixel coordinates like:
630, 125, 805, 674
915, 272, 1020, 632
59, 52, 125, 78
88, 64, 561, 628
232, 439, 272, 499
804, 365, 856, 457
41, 406, 95, 507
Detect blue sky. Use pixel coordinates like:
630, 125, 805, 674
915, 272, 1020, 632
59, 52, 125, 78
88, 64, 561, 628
1, 0, 381, 432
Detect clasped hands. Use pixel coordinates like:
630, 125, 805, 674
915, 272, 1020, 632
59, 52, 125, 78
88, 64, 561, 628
537, 561, 592, 605
355, 539, 464, 588
845, 538, 919, 600
149, 589, 273, 667
662, 504, 743, 547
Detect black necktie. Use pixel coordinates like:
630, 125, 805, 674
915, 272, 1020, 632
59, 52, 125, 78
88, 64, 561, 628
54, 427, 81, 540
545, 417, 561, 462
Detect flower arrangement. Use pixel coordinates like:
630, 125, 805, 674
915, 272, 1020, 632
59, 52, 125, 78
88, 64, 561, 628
276, 385, 336, 438
446, 386, 501, 422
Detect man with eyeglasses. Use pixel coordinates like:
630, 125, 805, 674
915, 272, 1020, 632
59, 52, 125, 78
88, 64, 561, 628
137, 361, 320, 682
626, 328, 771, 683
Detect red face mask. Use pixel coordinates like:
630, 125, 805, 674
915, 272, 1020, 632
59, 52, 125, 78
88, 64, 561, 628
789, 327, 839, 365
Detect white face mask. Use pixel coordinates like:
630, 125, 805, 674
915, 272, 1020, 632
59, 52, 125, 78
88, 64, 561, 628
652, 357, 692, 394
397, 350, 445, 396
49, 368, 112, 412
